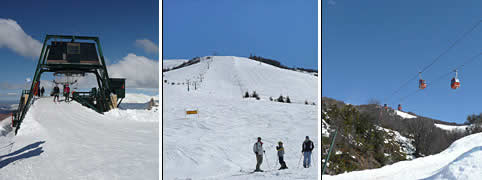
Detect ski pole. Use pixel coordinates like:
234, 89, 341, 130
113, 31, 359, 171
264, 151, 270, 169
312, 152, 316, 168
297, 152, 303, 168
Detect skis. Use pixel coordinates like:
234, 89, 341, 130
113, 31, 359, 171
231, 169, 277, 177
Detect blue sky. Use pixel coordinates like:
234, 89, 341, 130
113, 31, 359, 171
163, 0, 318, 69
322, 0, 481, 124
0, 0, 159, 101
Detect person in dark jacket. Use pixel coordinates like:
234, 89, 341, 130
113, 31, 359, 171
53, 86, 60, 102
302, 136, 314, 168
40, 87, 45, 97
276, 141, 288, 170
253, 137, 265, 172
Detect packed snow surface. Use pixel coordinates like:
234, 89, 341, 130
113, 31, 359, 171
163, 56, 318, 179
323, 132, 482, 180
395, 110, 417, 119
435, 124, 468, 132
0, 96, 159, 179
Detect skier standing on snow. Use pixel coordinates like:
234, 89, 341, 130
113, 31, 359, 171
64, 85, 71, 102
302, 136, 314, 168
253, 137, 265, 172
276, 141, 288, 170
40, 87, 45, 97
53, 86, 60, 102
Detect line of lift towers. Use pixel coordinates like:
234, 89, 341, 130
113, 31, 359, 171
12, 35, 126, 134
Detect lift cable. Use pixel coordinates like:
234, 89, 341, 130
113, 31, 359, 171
383, 20, 481, 103
397, 52, 482, 103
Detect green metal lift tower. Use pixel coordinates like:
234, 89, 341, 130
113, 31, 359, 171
12, 35, 125, 134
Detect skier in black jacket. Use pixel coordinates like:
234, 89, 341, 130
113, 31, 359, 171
53, 86, 60, 102
302, 136, 314, 168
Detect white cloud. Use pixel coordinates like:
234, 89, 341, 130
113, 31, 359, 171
0, 18, 42, 58
135, 39, 158, 54
108, 53, 159, 89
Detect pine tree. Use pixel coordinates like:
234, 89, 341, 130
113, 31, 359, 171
252, 91, 259, 98
277, 95, 284, 103
244, 91, 250, 98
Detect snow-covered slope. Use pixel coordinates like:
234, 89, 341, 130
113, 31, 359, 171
122, 93, 158, 103
0, 97, 158, 179
395, 110, 417, 119
164, 56, 317, 103
435, 124, 468, 132
163, 59, 188, 69
323, 132, 482, 179
163, 56, 318, 179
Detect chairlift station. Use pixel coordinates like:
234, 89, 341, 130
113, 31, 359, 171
12, 35, 126, 134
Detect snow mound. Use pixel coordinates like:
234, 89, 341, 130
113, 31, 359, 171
323, 132, 482, 180
435, 124, 467, 132
395, 110, 417, 119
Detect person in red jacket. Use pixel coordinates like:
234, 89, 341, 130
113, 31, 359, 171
64, 85, 71, 102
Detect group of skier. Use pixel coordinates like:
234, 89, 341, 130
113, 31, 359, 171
37, 86, 45, 97
52, 84, 71, 103
253, 136, 315, 172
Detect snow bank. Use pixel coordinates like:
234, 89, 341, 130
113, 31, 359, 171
323, 132, 482, 179
435, 124, 467, 132
395, 110, 417, 119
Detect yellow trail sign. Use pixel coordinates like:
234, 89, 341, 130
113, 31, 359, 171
186, 110, 198, 115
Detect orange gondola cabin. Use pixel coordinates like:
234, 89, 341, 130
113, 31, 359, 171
451, 70, 460, 89
418, 72, 427, 89
451, 78, 460, 89
419, 79, 427, 89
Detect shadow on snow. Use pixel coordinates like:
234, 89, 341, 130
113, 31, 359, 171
0, 141, 45, 168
